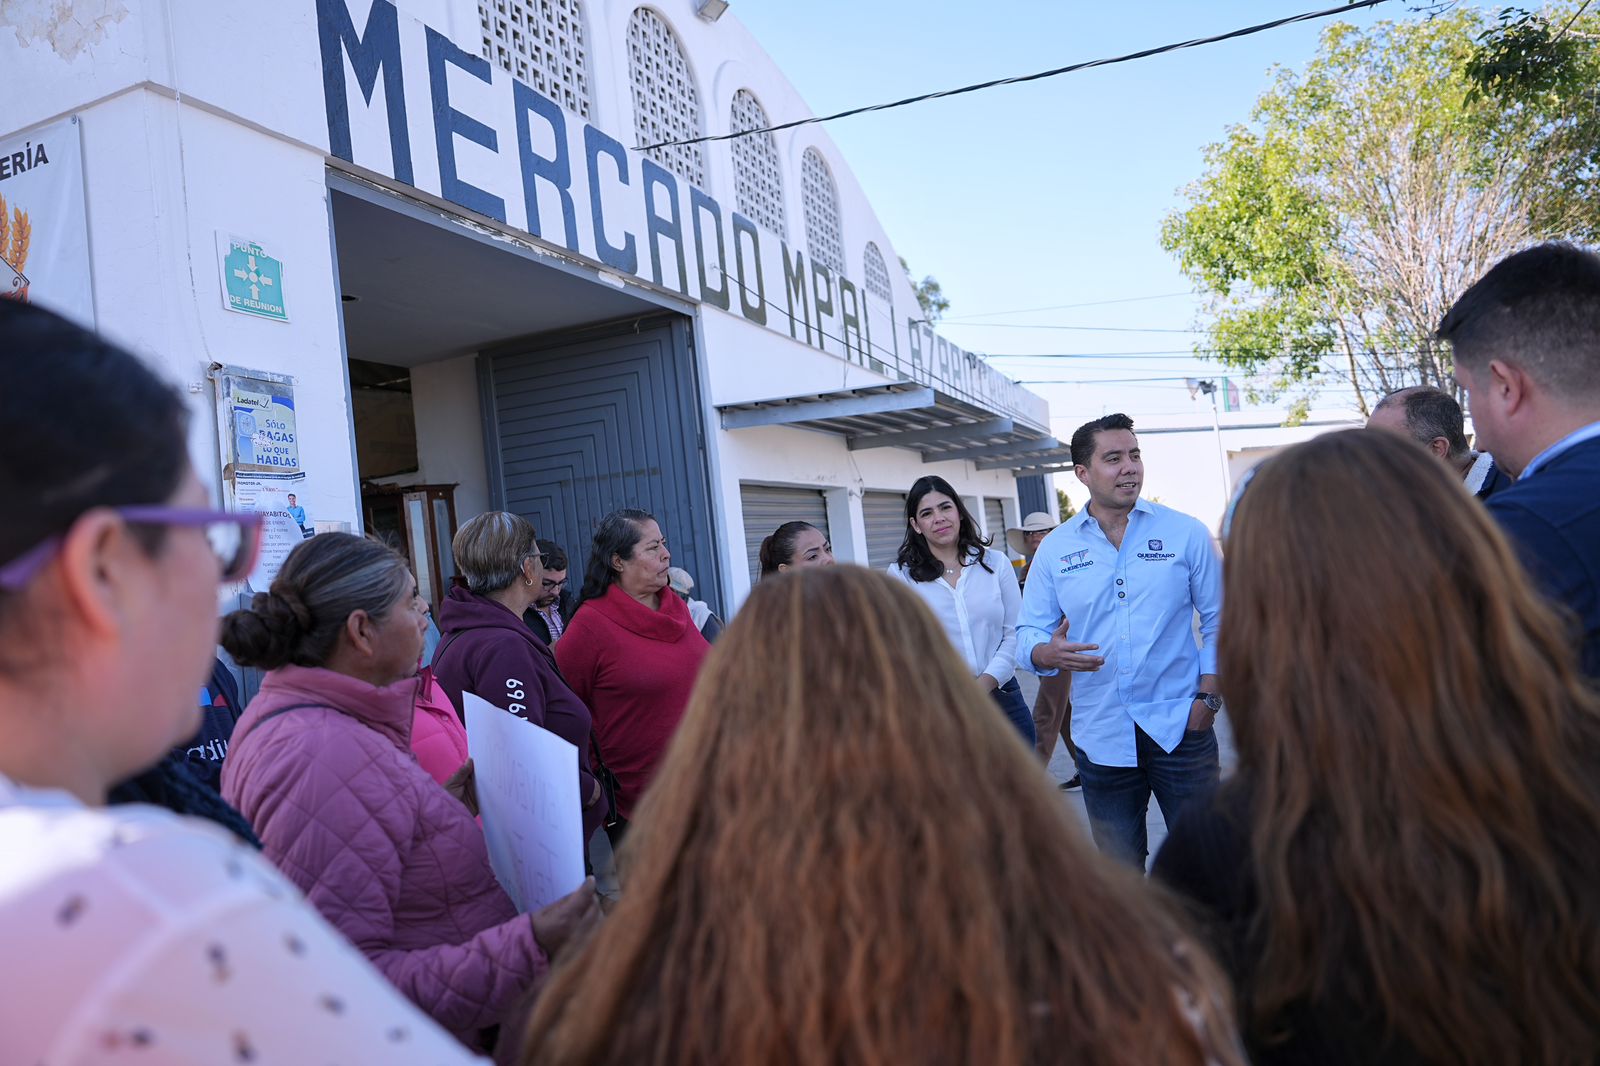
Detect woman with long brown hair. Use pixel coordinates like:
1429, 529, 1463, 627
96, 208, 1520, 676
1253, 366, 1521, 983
519, 565, 1242, 1066
1154, 430, 1600, 1065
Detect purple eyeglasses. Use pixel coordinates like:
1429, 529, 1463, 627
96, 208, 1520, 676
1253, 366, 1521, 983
0, 507, 265, 591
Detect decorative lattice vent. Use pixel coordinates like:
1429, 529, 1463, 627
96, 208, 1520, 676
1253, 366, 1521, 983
729, 89, 785, 234
479, 0, 594, 118
863, 241, 892, 302
626, 7, 706, 187
801, 147, 843, 273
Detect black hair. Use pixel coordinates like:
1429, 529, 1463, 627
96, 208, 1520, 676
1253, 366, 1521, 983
538, 538, 569, 573
1374, 386, 1470, 460
220, 534, 412, 670
759, 521, 823, 578
578, 509, 656, 607
1437, 242, 1600, 400
895, 476, 993, 583
1070, 413, 1136, 468
0, 301, 189, 626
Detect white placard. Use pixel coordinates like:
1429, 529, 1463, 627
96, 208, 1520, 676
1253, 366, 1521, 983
463, 692, 585, 913
0, 118, 94, 327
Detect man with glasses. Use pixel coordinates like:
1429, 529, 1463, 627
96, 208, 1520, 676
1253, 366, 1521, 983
524, 538, 574, 645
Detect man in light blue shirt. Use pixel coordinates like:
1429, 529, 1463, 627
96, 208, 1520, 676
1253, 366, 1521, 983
1017, 413, 1223, 867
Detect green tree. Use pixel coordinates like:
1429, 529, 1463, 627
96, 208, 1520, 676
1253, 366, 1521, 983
1055, 488, 1077, 522
1161, 9, 1599, 415
899, 255, 951, 323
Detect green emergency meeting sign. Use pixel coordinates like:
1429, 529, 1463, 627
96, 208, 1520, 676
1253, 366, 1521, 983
218, 233, 288, 322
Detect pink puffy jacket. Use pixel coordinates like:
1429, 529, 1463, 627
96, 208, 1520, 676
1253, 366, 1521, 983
221, 664, 546, 1044
411, 667, 470, 787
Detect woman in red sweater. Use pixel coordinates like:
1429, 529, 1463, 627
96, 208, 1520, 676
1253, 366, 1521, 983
555, 509, 709, 832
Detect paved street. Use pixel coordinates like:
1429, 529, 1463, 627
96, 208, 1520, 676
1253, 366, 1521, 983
1016, 671, 1236, 866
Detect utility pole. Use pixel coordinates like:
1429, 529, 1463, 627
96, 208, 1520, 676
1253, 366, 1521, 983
1195, 380, 1233, 500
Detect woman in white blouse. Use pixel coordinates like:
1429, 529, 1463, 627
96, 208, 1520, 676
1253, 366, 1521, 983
0, 301, 483, 1064
887, 475, 1034, 746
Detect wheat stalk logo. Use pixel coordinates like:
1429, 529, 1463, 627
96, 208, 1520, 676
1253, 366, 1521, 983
0, 193, 31, 301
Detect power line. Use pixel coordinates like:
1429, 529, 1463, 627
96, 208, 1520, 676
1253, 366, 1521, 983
986, 346, 1429, 359
1016, 375, 1230, 386
939, 291, 1196, 320
636, 0, 1391, 152
942, 322, 1205, 333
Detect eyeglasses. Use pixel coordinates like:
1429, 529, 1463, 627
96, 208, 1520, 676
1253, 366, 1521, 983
0, 507, 264, 591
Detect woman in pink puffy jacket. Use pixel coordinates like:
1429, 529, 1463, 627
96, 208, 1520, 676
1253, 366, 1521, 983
221, 534, 597, 1050
412, 666, 470, 788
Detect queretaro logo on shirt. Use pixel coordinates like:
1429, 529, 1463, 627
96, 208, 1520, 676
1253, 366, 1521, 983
1138, 538, 1176, 561
1060, 549, 1093, 574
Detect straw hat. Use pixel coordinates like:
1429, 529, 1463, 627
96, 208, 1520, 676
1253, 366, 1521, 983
666, 566, 695, 595
1005, 511, 1059, 555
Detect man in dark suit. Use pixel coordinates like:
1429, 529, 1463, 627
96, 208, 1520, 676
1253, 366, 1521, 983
1367, 385, 1512, 499
524, 538, 575, 645
1440, 243, 1600, 678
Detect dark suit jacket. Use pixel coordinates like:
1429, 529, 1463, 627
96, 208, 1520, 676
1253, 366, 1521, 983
1487, 434, 1600, 679
1472, 454, 1513, 500
524, 589, 576, 645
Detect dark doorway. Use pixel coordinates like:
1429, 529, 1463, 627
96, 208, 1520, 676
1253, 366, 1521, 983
483, 317, 722, 612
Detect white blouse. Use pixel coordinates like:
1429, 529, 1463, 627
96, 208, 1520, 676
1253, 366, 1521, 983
0, 774, 482, 1065
888, 547, 1022, 686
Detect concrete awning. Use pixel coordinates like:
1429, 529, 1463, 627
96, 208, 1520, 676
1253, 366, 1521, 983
716, 382, 1056, 465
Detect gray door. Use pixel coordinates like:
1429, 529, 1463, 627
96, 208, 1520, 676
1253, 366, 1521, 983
984, 498, 1005, 546
863, 490, 908, 571
740, 484, 829, 584
1017, 474, 1049, 519
482, 317, 722, 611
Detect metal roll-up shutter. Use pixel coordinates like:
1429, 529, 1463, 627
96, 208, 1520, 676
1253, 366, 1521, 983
984, 498, 1005, 545
863, 491, 908, 571
741, 485, 829, 583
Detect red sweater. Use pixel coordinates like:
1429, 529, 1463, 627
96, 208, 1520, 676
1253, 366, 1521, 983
554, 584, 710, 818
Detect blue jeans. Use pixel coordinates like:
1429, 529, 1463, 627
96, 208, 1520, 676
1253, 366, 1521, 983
989, 678, 1037, 747
1075, 724, 1219, 869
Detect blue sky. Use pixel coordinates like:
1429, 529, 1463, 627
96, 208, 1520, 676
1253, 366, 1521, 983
732, 0, 1421, 430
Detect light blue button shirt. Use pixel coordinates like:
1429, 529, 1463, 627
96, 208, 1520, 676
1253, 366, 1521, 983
1016, 498, 1222, 767
1519, 419, 1600, 480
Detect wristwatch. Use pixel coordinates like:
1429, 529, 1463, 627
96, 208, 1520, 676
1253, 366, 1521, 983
1192, 691, 1223, 713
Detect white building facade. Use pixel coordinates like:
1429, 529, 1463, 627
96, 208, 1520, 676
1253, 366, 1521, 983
2, 0, 1066, 609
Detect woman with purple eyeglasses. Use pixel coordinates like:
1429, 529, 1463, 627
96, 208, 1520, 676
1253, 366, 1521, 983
0, 300, 484, 1063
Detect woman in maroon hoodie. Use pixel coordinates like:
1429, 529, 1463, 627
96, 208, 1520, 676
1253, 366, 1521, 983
432, 512, 609, 842
555, 510, 710, 829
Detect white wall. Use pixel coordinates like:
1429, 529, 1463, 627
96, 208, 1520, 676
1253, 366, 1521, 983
370, 353, 493, 520
1057, 420, 1361, 532
62, 88, 360, 524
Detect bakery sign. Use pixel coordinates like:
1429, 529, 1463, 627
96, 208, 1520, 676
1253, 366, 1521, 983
0, 117, 94, 327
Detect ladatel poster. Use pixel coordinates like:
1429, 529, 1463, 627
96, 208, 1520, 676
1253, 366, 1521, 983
209, 364, 312, 590
0, 118, 93, 326
234, 471, 309, 591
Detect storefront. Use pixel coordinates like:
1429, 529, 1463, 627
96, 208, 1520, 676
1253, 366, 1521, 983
2, 0, 1060, 608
